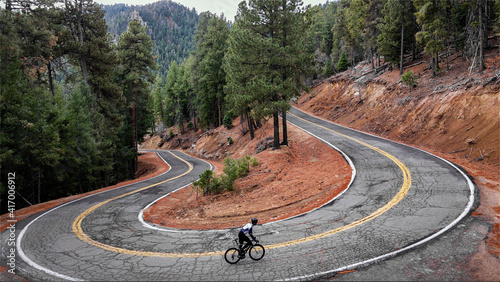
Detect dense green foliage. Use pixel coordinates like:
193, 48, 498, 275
193, 155, 258, 196
116, 19, 157, 175
0, 1, 155, 213
103, 1, 199, 75
401, 70, 418, 92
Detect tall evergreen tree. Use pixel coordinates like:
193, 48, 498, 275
116, 19, 157, 175
331, 0, 350, 66
164, 60, 180, 127
304, 3, 337, 78
349, 0, 383, 70
190, 12, 230, 128
224, 0, 309, 149
378, 0, 417, 74
152, 74, 165, 123
464, 0, 491, 73
415, 0, 448, 75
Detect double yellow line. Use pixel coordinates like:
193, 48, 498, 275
72, 115, 411, 257
72, 151, 211, 257
265, 112, 412, 249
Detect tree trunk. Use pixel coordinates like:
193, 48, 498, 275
370, 48, 375, 70
400, 13, 405, 75
273, 112, 280, 149
76, 0, 89, 83
247, 114, 255, 140
478, 0, 485, 72
37, 167, 41, 204
218, 98, 222, 127
48, 61, 54, 95
281, 110, 288, 146
131, 82, 137, 176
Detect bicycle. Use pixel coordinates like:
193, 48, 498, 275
224, 237, 265, 264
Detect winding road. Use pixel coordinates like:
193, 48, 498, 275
2, 107, 476, 281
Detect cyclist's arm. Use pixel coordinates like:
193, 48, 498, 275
249, 228, 257, 241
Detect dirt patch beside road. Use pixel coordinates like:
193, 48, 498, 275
142, 120, 352, 229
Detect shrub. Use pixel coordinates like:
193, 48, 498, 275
193, 170, 215, 196
223, 115, 233, 129
401, 70, 418, 92
194, 155, 258, 196
337, 51, 349, 72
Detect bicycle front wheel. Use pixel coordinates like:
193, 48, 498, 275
224, 248, 241, 264
249, 244, 265, 261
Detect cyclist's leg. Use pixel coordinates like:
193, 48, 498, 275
238, 231, 247, 251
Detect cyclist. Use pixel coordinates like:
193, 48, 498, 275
238, 218, 258, 258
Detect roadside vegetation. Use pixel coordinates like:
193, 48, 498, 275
193, 155, 258, 197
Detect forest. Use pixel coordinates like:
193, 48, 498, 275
1, 0, 499, 213
102, 1, 199, 75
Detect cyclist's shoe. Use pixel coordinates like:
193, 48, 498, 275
239, 254, 246, 259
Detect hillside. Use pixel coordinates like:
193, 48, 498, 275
102, 1, 199, 74
295, 50, 500, 263
298, 51, 499, 168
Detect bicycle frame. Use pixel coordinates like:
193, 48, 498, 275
233, 238, 254, 253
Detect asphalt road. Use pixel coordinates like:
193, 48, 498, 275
1, 107, 477, 281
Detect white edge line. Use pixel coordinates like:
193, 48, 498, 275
138, 150, 220, 232
263, 120, 356, 227
282, 107, 476, 281
17, 201, 84, 281
138, 128, 357, 233
16, 151, 172, 281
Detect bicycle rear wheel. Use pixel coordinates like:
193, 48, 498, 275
224, 248, 241, 264
249, 244, 265, 261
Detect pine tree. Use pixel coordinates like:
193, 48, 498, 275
152, 74, 166, 125
192, 13, 230, 128
164, 61, 180, 127
224, 0, 308, 149
116, 19, 157, 176
349, 0, 383, 70
415, 0, 447, 76
331, 0, 349, 64
465, 0, 490, 73
378, 0, 417, 74
337, 51, 350, 71
323, 58, 335, 77
304, 3, 337, 77
495, 1, 500, 39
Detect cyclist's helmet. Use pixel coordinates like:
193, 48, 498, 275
251, 218, 258, 225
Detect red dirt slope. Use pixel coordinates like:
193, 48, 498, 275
141, 119, 352, 229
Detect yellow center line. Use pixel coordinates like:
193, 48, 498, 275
72, 114, 411, 257
262, 112, 411, 249
72, 151, 213, 257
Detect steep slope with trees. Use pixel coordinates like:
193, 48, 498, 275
102, 1, 199, 75
0, 1, 156, 213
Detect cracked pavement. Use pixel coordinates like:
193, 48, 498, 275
1, 107, 477, 281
